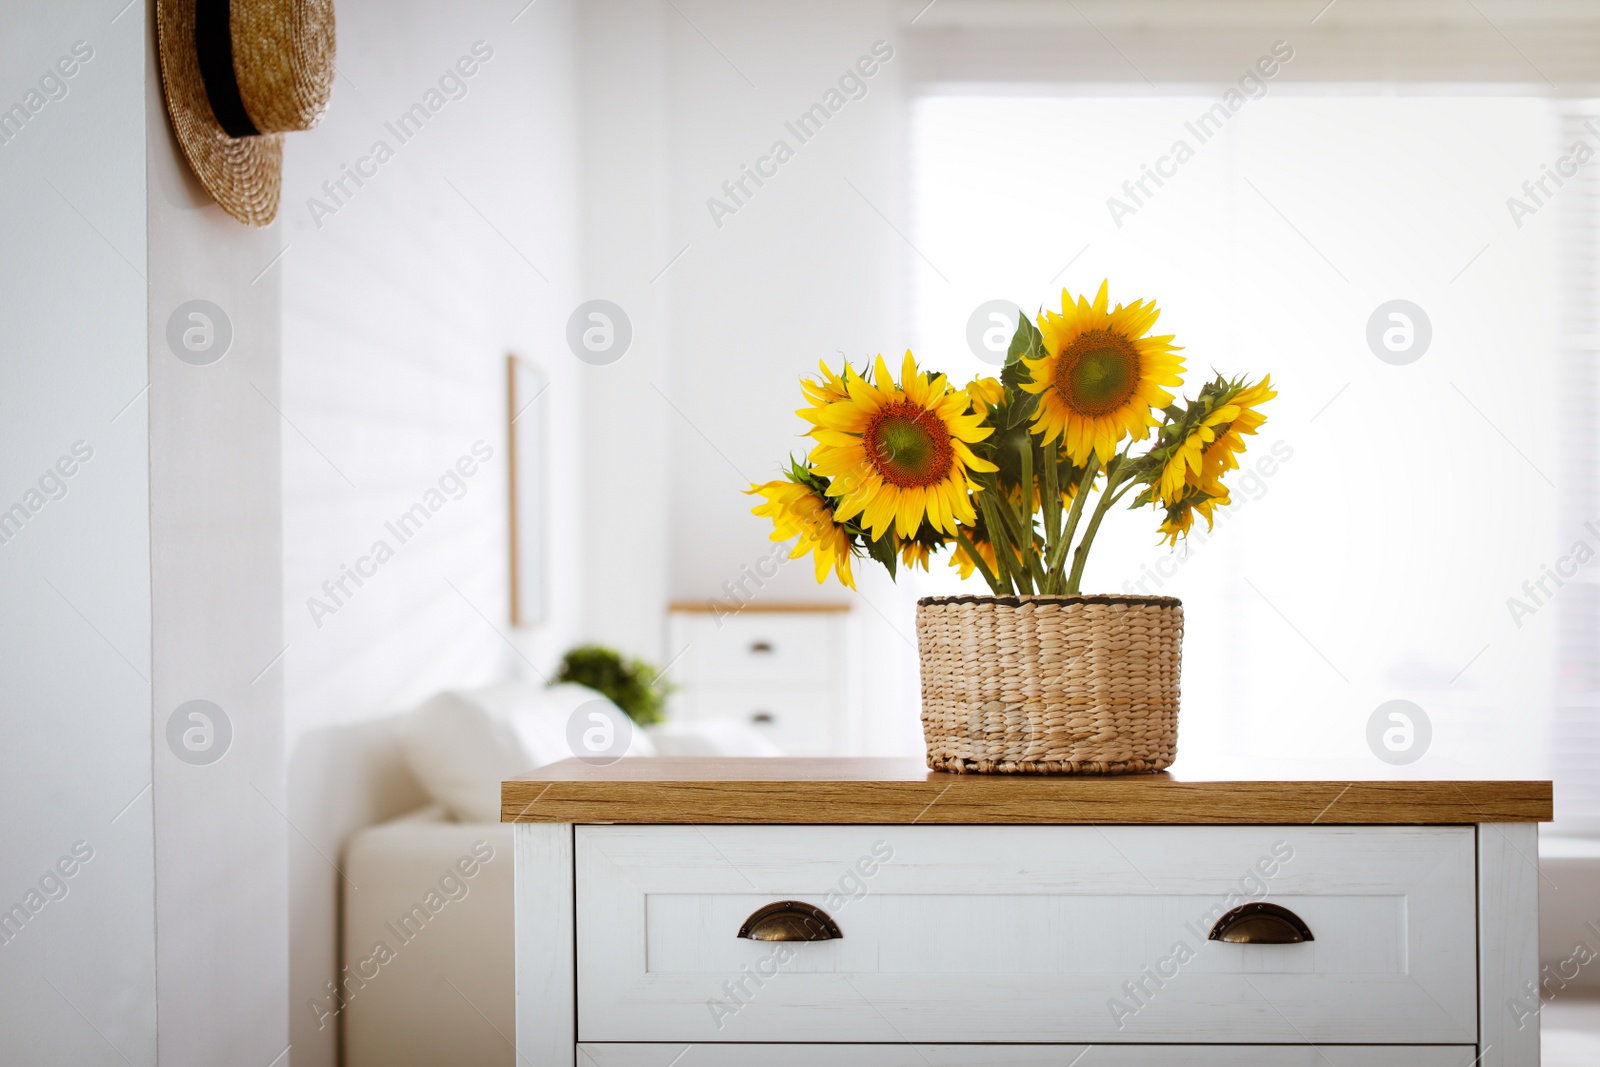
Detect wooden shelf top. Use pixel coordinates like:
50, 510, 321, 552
667, 601, 852, 613
502, 757, 1553, 826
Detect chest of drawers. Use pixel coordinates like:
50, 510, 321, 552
503, 758, 1552, 1066
664, 607, 857, 756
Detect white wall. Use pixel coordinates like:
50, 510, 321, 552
138, 0, 298, 1060
147, 62, 291, 1067
571, 0, 916, 627
0, 5, 156, 1064
651, 0, 924, 754
3, 2, 294, 1063
555, 0, 925, 755
576, 0, 675, 662
659, 0, 906, 608
277, 1, 586, 1063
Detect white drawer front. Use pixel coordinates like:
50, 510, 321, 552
576, 825, 1477, 1044
674, 686, 841, 756
670, 614, 844, 685
578, 1044, 1480, 1067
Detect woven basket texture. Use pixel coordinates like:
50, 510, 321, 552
916, 594, 1183, 775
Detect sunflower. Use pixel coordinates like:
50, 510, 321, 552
896, 522, 951, 572
899, 539, 932, 571
1022, 281, 1185, 466
950, 533, 998, 581
748, 476, 857, 588
1194, 375, 1274, 492
947, 507, 1005, 583
1157, 484, 1228, 546
1156, 376, 1276, 506
797, 359, 856, 422
804, 352, 998, 540
965, 375, 1005, 416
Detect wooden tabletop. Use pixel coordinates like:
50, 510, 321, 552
501, 757, 1553, 825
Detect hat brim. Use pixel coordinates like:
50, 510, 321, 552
156, 0, 283, 228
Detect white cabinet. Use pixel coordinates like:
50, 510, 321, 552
574, 825, 1476, 1045
576, 1046, 1480, 1067
665, 608, 856, 756
508, 760, 1549, 1067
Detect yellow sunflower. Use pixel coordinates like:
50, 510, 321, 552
950, 534, 998, 581
965, 375, 1005, 415
805, 352, 998, 540
900, 539, 933, 571
1158, 485, 1228, 546
748, 479, 856, 588
1195, 376, 1274, 491
1022, 281, 1185, 465
1157, 376, 1276, 506
797, 360, 855, 423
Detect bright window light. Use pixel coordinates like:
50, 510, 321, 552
912, 93, 1599, 828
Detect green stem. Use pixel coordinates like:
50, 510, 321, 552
976, 484, 1017, 594
1012, 437, 1048, 592
1021, 526, 1048, 593
1049, 452, 1100, 576
991, 491, 1035, 594
1105, 479, 1139, 509
1065, 464, 1130, 595
953, 528, 1002, 594
1040, 440, 1061, 593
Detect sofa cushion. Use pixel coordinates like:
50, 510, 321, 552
508, 682, 657, 767
397, 680, 653, 822
646, 716, 785, 757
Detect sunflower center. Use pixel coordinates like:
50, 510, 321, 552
864, 402, 954, 488
1053, 331, 1141, 416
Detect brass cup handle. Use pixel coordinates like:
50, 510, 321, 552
1208, 902, 1315, 944
737, 901, 842, 942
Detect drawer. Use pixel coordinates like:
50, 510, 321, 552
674, 686, 842, 756
575, 825, 1477, 1044
669, 613, 845, 685
577, 1045, 1481, 1066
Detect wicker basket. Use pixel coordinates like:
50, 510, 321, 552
915, 594, 1183, 775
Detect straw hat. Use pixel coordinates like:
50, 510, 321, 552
156, 0, 335, 227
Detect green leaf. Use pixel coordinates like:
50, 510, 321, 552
1002, 389, 1039, 429
1005, 308, 1044, 364
1000, 309, 1043, 390
866, 530, 898, 580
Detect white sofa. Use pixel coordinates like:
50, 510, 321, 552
1540, 835, 1600, 994
340, 680, 779, 1067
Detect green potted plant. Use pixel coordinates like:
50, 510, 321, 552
554, 645, 672, 726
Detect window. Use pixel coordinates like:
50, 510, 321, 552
911, 93, 1599, 832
